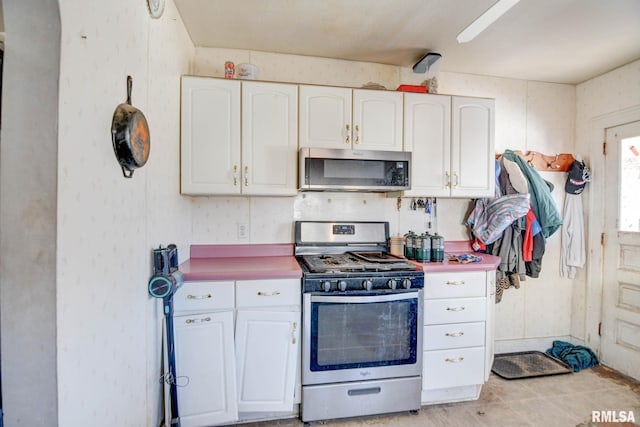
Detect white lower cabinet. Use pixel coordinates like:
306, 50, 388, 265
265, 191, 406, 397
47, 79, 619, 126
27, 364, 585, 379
422, 270, 495, 404
236, 310, 300, 412
175, 311, 238, 427
173, 279, 301, 426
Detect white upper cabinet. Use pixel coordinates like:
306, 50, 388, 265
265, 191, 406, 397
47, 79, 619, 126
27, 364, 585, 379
299, 85, 352, 149
241, 82, 298, 196
451, 97, 495, 198
181, 76, 241, 195
181, 77, 298, 196
299, 86, 403, 151
352, 89, 403, 151
403, 93, 451, 197
404, 94, 495, 198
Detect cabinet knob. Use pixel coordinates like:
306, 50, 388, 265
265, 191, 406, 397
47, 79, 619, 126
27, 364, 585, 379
244, 165, 249, 186
453, 172, 459, 188
445, 171, 451, 188
233, 164, 239, 186
355, 125, 360, 144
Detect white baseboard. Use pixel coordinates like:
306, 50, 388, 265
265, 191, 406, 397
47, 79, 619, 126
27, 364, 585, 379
494, 336, 573, 354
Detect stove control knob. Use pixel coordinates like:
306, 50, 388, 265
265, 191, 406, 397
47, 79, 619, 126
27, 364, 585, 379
387, 279, 398, 290
402, 278, 412, 289
321, 280, 332, 292
362, 279, 373, 291
338, 280, 348, 292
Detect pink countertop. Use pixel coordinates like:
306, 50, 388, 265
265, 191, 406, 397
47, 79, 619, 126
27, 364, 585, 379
179, 244, 302, 281
408, 240, 500, 273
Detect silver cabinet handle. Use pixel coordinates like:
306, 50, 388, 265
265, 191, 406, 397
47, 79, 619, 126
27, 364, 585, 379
187, 294, 212, 300
446, 306, 466, 312
445, 357, 464, 363
185, 317, 211, 324
445, 331, 465, 337
446, 281, 465, 285
257, 291, 281, 297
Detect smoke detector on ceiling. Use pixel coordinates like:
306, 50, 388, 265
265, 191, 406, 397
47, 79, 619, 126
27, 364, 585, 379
412, 52, 441, 74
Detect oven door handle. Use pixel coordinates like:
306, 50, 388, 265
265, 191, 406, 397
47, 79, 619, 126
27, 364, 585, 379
308, 291, 420, 304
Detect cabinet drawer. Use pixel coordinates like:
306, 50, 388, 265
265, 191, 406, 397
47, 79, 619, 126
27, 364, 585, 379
423, 347, 485, 390
424, 271, 486, 299
424, 297, 486, 325
424, 322, 485, 350
174, 281, 235, 315
236, 279, 301, 308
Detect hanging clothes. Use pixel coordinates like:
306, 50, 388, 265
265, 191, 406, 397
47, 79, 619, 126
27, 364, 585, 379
560, 160, 591, 278
502, 150, 563, 238
560, 194, 585, 278
467, 193, 530, 245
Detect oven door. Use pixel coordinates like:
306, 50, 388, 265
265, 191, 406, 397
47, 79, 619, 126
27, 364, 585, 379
303, 289, 423, 385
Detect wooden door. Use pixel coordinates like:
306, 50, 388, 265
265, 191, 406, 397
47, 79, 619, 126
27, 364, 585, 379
602, 120, 640, 380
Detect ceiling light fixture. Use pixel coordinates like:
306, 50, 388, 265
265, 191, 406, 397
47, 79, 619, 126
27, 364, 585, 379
456, 0, 520, 43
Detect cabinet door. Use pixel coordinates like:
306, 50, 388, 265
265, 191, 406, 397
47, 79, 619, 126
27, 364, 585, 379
403, 93, 451, 196
181, 76, 241, 195
353, 89, 403, 151
299, 85, 352, 149
235, 310, 300, 413
242, 81, 298, 196
174, 311, 238, 427
451, 97, 495, 197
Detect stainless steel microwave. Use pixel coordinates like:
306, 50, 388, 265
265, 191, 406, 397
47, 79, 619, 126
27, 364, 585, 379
299, 148, 411, 192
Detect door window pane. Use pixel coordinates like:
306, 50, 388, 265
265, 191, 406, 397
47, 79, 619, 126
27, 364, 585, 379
620, 136, 640, 232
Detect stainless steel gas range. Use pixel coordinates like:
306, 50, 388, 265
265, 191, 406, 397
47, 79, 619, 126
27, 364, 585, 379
294, 221, 424, 423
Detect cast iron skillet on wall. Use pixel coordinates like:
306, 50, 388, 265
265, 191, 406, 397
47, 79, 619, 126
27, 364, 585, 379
111, 75, 150, 178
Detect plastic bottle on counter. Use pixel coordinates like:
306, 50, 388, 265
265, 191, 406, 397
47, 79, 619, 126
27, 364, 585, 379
430, 233, 444, 262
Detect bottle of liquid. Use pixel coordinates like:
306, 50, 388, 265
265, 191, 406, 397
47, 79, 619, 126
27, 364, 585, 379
430, 233, 444, 262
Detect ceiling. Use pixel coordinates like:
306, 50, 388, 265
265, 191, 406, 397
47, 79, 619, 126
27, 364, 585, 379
174, 0, 640, 85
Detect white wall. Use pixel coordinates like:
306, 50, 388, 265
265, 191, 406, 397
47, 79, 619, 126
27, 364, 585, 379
55, 0, 193, 426
572, 59, 640, 349
191, 48, 577, 350
0, 1, 60, 424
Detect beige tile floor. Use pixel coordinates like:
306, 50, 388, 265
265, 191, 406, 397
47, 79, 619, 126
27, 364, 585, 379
249, 366, 640, 427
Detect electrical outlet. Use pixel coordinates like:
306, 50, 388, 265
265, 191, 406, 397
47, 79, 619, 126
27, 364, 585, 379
237, 223, 249, 239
